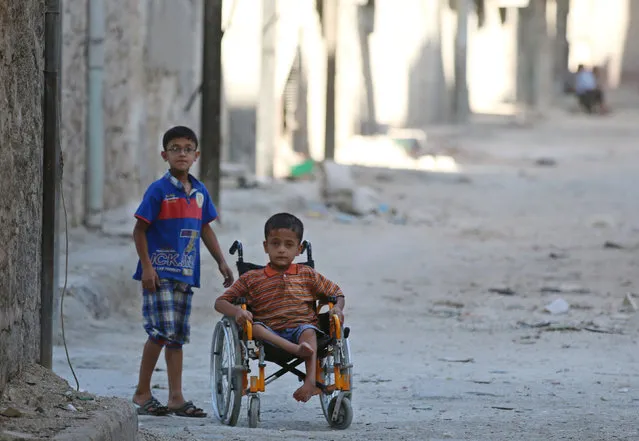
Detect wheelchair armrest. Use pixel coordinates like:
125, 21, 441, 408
318, 312, 350, 339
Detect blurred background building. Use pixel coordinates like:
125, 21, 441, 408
56, 0, 639, 227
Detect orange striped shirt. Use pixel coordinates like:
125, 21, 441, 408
217, 263, 344, 331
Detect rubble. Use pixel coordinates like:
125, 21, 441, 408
621, 293, 638, 312
544, 298, 571, 315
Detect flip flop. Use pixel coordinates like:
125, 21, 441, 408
169, 400, 207, 418
134, 396, 170, 416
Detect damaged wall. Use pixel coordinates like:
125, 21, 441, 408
60, 0, 322, 225
0, 0, 45, 393
61, 0, 202, 227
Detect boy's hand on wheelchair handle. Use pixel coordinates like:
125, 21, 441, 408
331, 306, 344, 324
234, 308, 253, 326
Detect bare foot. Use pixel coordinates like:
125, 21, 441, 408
293, 382, 320, 402
296, 342, 314, 358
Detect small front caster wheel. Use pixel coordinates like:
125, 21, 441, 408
248, 396, 260, 428
327, 396, 353, 430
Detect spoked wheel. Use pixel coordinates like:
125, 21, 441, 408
248, 395, 260, 428
319, 336, 353, 429
210, 317, 244, 426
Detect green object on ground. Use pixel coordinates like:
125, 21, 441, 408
290, 159, 315, 178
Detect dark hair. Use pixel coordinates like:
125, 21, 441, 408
264, 213, 304, 242
162, 126, 199, 150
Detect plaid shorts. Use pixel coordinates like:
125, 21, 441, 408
142, 279, 193, 347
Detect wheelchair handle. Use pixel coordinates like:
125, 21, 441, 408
302, 240, 313, 260
229, 240, 244, 261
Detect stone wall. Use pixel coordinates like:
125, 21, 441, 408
0, 0, 45, 394
60, 0, 88, 225
60, 0, 322, 225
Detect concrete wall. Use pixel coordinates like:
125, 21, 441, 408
222, 0, 326, 170
60, 0, 317, 224
0, 0, 45, 394
61, 0, 202, 227
567, 0, 639, 87
62, 0, 521, 225
335, 0, 520, 136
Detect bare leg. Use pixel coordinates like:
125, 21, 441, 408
165, 346, 185, 409
293, 329, 320, 403
133, 339, 163, 407
252, 324, 314, 358
164, 346, 207, 417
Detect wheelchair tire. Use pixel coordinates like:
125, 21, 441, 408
327, 396, 353, 430
320, 335, 352, 424
248, 395, 260, 428
210, 317, 243, 426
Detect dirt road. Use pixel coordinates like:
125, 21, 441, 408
54, 108, 639, 440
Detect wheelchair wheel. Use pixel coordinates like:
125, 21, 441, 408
327, 396, 353, 430
210, 317, 243, 426
248, 395, 260, 428
319, 336, 352, 428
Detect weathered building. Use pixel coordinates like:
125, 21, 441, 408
0, 0, 45, 393
58, 0, 639, 227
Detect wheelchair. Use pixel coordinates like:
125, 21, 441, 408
209, 239, 353, 429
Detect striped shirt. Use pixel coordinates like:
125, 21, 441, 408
218, 263, 344, 331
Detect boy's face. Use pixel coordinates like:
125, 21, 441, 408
263, 228, 302, 269
161, 137, 199, 173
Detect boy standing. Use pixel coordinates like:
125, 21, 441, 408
132, 126, 234, 417
215, 213, 345, 403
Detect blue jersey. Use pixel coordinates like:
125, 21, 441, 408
133, 171, 218, 288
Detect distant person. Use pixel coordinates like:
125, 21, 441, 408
131, 125, 234, 417
592, 66, 610, 113
215, 212, 346, 403
574, 64, 605, 114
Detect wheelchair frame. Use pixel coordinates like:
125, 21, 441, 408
210, 239, 353, 429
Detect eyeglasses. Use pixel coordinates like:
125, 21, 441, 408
167, 146, 197, 154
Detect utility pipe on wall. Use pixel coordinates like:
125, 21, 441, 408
86, 0, 105, 229
41, 0, 62, 369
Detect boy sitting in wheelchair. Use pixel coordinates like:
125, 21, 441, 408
215, 212, 345, 403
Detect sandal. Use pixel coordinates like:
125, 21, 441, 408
169, 400, 207, 418
134, 396, 170, 416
